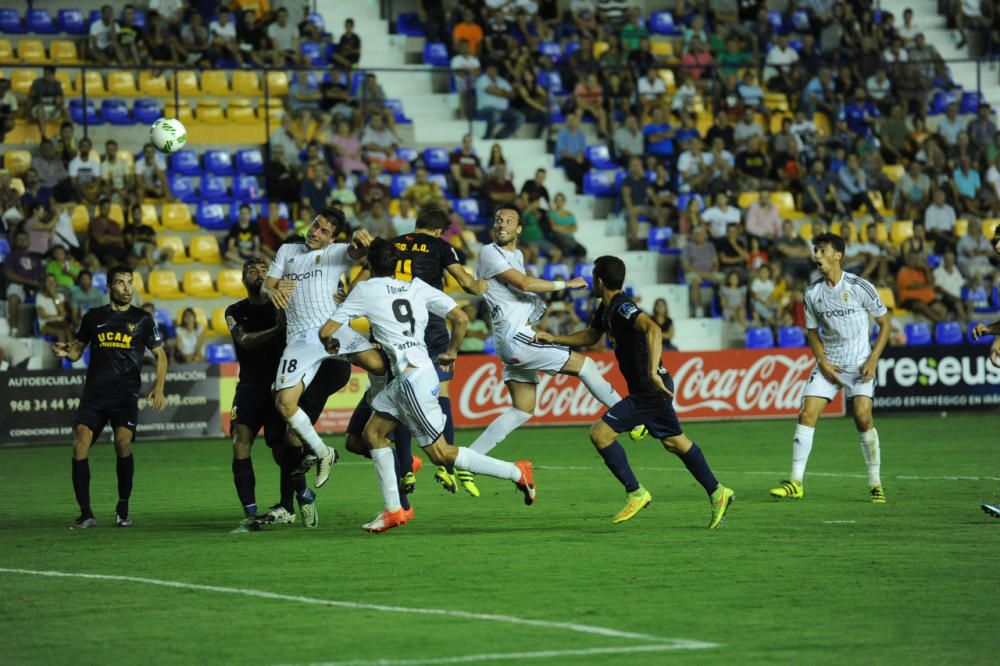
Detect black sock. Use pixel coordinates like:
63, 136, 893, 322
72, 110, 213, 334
439, 396, 455, 472
679, 443, 719, 496
116, 454, 134, 517
394, 426, 413, 474
393, 448, 411, 511
597, 441, 640, 493
72, 458, 92, 519
280, 446, 304, 512
232, 457, 256, 515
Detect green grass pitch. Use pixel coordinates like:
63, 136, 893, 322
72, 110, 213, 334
1, 413, 998, 665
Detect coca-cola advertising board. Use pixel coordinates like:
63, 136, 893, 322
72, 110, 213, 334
453, 349, 845, 427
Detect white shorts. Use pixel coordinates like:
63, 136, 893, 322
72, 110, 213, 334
803, 366, 875, 401
497, 331, 572, 384
274, 327, 373, 392
371, 366, 445, 446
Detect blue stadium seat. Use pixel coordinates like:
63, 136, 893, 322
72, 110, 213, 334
746, 327, 775, 349
69, 100, 101, 125
767, 11, 786, 34
428, 173, 448, 192
538, 41, 562, 63
677, 193, 705, 212
168, 173, 198, 203
647, 226, 673, 253
960, 91, 984, 114
541, 262, 571, 281
0, 9, 24, 33
573, 261, 594, 288
391, 174, 416, 198
206, 343, 237, 364
170, 150, 201, 176
26, 9, 56, 34
585, 144, 617, 170
201, 175, 231, 203
422, 42, 449, 66
91, 272, 107, 292
926, 253, 943, 269
650, 11, 679, 35
383, 98, 411, 124
58, 9, 86, 35
101, 99, 133, 125
300, 41, 328, 67
307, 12, 325, 30
582, 170, 620, 197
904, 322, 932, 345
234, 174, 264, 202
153, 308, 175, 338
228, 202, 260, 222
122, 9, 146, 29
573, 296, 592, 320
396, 12, 425, 36
133, 99, 162, 125
929, 90, 960, 115
969, 321, 996, 344
235, 149, 264, 175
0, 236, 10, 260
934, 321, 964, 345
482, 335, 495, 355
349, 71, 364, 96
455, 198, 479, 224
537, 70, 564, 95
423, 148, 450, 172
564, 42, 580, 59
778, 326, 807, 348
204, 150, 234, 176
395, 146, 418, 164
197, 202, 229, 230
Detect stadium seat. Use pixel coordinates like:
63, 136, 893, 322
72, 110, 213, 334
107, 71, 138, 97
168, 174, 197, 203
233, 174, 263, 201
174, 306, 208, 330
226, 101, 256, 126
232, 70, 261, 96
929, 90, 959, 115
134, 98, 162, 125
954, 218, 969, 237
935, 321, 963, 345
183, 269, 220, 298
209, 307, 230, 336
217, 269, 247, 297
18, 39, 47, 64
422, 148, 450, 172
904, 322, 932, 346
391, 174, 416, 198
132, 271, 148, 299
890, 221, 913, 246
201, 175, 231, 203
79, 70, 107, 97
156, 235, 191, 264
960, 91, 984, 114
70, 204, 89, 232
300, 41, 328, 66
454, 198, 479, 225
969, 321, 996, 344
189, 234, 224, 264
195, 100, 225, 123
984, 218, 1000, 239
26, 9, 56, 34
647, 226, 673, 252
585, 144, 617, 170
0, 39, 13, 63
265, 71, 289, 96
68, 99, 100, 125
926, 253, 943, 269
482, 335, 495, 355
101, 99, 133, 125
164, 101, 194, 125
57, 9, 86, 35
677, 193, 705, 212
235, 149, 264, 175
106, 203, 125, 225
140, 203, 160, 228
746, 327, 775, 348
138, 71, 169, 96
573, 262, 595, 288
882, 164, 904, 183
148, 270, 185, 299
422, 41, 449, 66
174, 70, 199, 95
396, 12, 424, 36
537, 70, 564, 95
778, 326, 807, 348
196, 202, 229, 230
162, 202, 197, 231
170, 150, 201, 175
50, 40, 80, 64
204, 150, 234, 176
650, 11, 680, 35
538, 41, 562, 63
8, 177, 23, 196
0, 9, 24, 33
582, 170, 620, 197
201, 71, 231, 96
3, 150, 31, 176
10, 68, 38, 95
206, 342, 237, 364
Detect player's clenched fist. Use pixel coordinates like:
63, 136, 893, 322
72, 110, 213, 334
351, 229, 374, 249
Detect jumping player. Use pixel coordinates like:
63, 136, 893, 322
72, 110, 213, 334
769, 232, 892, 502
536, 256, 735, 527
320, 239, 536, 533
53, 265, 167, 529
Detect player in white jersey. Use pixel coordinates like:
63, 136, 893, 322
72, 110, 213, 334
319, 239, 536, 533
264, 208, 386, 490
770, 232, 892, 503
971, 231, 1000, 519
466, 205, 625, 461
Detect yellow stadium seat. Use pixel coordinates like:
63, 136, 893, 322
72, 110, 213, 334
164, 101, 194, 125
881, 164, 904, 183
201, 71, 231, 96
10, 68, 39, 95
770, 191, 795, 212
183, 269, 220, 298
196, 100, 225, 123
176, 306, 208, 330
107, 71, 138, 97
232, 71, 261, 96
3, 150, 31, 176
861, 222, 888, 243
210, 307, 230, 336
0, 39, 14, 64
189, 234, 223, 264
9, 177, 23, 196
217, 269, 247, 298
54, 70, 74, 93
175, 70, 200, 96
80, 70, 107, 97
141, 203, 161, 227
105, 203, 124, 225
71, 204, 90, 232
139, 71, 170, 96
227, 99, 256, 123
148, 270, 185, 299
657, 68, 676, 92
954, 218, 968, 237
650, 41, 674, 57
769, 112, 792, 134
984, 218, 1000, 239
738, 191, 760, 209
132, 270, 148, 299
162, 202, 198, 231
156, 235, 192, 264
50, 40, 80, 64
18, 39, 47, 64
877, 287, 904, 316
854, 190, 887, 218
813, 111, 831, 136
764, 92, 789, 112
265, 71, 289, 96
890, 220, 913, 246
798, 222, 814, 241
695, 110, 713, 136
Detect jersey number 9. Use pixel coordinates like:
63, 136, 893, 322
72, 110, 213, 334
392, 299, 416, 337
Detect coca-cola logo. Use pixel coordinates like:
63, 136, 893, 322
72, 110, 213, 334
672, 354, 815, 414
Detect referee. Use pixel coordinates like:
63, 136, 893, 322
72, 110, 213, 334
53, 265, 167, 529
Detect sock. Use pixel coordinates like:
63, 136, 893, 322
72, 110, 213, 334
232, 457, 256, 515
371, 447, 402, 511
469, 408, 532, 455
578, 356, 622, 408
454, 447, 521, 481
281, 446, 305, 510
297, 486, 316, 504
859, 428, 881, 486
678, 443, 719, 496
790, 424, 815, 483
116, 454, 134, 515
391, 448, 411, 511
597, 441, 640, 493
72, 458, 92, 519
394, 426, 413, 474
287, 408, 328, 457
438, 397, 455, 444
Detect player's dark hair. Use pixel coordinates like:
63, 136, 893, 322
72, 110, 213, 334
415, 204, 450, 232
812, 232, 846, 255
242, 256, 267, 278
318, 206, 347, 236
494, 203, 521, 224
107, 265, 132, 285
368, 237, 398, 277
593, 255, 626, 291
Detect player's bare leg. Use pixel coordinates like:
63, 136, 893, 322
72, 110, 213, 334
772, 396, 826, 499
275, 381, 337, 488
70, 425, 97, 528
852, 397, 885, 503
467, 380, 536, 456
112, 427, 135, 527
560, 351, 622, 408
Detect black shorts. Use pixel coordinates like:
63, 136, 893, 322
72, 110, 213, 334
346, 395, 373, 437
602, 380, 683, 440
231, 383, 285, 448
73, 394, 139, 440
300, 358, 353, 422
426, 333, 454, 382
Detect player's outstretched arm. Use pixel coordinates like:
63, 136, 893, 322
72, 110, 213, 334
861, 312, 892, 381
971, 320, 1000, 340
439, 306, 469, 365
348, 229, 374, 259
52, 340, 86, 362
494, 267, 587, 294
318, 319, 344, 354
535, 326, 603, 348
634, 313, 673, 397
147, 346, 167, 411
445, 264, 488, 295
228, 314, 285, 351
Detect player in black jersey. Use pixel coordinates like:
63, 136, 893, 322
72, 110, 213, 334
53, 265, 167, 529
535, 255, 735, 528
346, 205, 486, 496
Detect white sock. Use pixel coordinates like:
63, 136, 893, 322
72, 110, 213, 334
468, 408, 532, 455
287, 408, 328, 458
370, 447, 402, 510
578, 357, 622, 408
454, 447, 521, 482
790, 424, 815, 483
859, 428, 881, 486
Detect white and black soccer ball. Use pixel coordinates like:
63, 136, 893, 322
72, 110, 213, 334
150, 117, 187, 154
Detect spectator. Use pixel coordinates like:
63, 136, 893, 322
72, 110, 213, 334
750, 265, 778, 327
452, 9, 485, 54
180, 12, 212, 66
485, 163, 517, 209
539, 300, 582, 337
328, 119, 366, 176
717, 221, 750, 276
643, 106, 675, 163
986, 153, 1000, 202
0, 76, 16, 141
745, 191, 782, 245
924, 188, 958, 251
955, 0, 990, 48
967, 105, 997, 155
900, 220, 932, 263
145, 10, 184, 66
459, 302, 490, 353
620, 156, 666, 247
476, 64, 523, 140
22, 202, 56, 255
682, 37, 714, 85
264, 144, 300, 211
612, 114, 643, 166
841, 223, 884, 283
649, 163, 678, 230
360, 113, 404, 171
20, 168, 52, 210
519, 167, 551, 219
33, 140, 70, 202
649, 298, 678, 350
878, 104, 914, 167
733, 114, 765, 151
802, 68, 836, 119
956, 217, 997, 279
449, 134, 484, 199
70, 270, 105, 326
174, 308, 205, 364
269, 115, 305, 167
134, 143, 169, 201
720, 270, 747, 330
355, 161, 391, 212
267, 8, 304, 67
224, 205, 262, 265
892, 161, 931, 219
100, 140, 134, 208
735, 136, 773, 191
3, 230, 44, 336
300, 165, 333, 213
88, 198, 127, 266
124, 204, 170, 267
555, 112, 589, 193
513, 70, 548, 136
118, 4, 147, 65
773, 220, 814, 283
27, 67, 65, 141
330, 17, 361, 68
53, 120, 77, 165
573, 72, 609, 138
897, 251, 949, 322
840, 88, 881, 139
764, 35, 801, 93
68, 138, 102, 205
952, 154, 987, 216
547, 192, 587, 259
35, 273, 73, 343
801, 160, 843, 220
937, 103, 967, 147
933, 247, 970, 321
636, 69, 667, 117
569, 0, 599, 39
682, 225, 724, 317
403, 167, 443, 208
451, 39, 481, 119
89, 4, 124, 65
209, 11, 244, 66
358, 199, 396, 237
702, 191, 741, 239
838, 154, 883, 220
486, 143, 508, 178
866, 69, 893, 113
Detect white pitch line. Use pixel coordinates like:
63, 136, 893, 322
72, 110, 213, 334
532, 465, 1000, 482
823, 520, 857, 524
0, 568, 716, 651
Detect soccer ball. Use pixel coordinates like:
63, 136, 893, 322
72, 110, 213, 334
150, 117, 187, 154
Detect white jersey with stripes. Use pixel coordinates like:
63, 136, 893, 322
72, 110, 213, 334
804, 271, 887, 368
267, 241, 355, 338
331, 277, 458, 377
476, 242, 546, 344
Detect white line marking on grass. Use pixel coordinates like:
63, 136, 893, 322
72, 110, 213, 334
0, 568, 718, 657
534, 465, 1000, 482
823, 520, 857, 524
